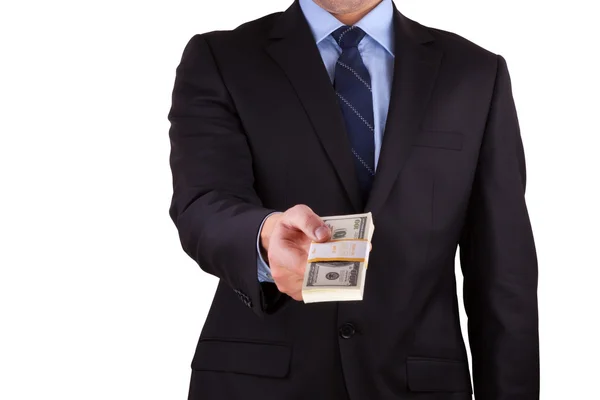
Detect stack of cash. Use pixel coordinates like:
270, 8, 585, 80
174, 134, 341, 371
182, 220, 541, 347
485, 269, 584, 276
302, 212, 374, 303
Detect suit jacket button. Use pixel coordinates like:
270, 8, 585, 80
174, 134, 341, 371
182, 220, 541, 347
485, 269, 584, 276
339, 323, 356, 339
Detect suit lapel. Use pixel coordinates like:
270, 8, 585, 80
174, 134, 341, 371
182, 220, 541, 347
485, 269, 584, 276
365, 9, 443, 215
265, 1, 363, 212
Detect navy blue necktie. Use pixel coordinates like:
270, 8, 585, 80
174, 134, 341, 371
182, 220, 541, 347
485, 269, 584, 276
332, 26, 375, 202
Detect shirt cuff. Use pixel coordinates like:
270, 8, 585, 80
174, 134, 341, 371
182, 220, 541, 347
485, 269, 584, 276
256, 212, 281, 283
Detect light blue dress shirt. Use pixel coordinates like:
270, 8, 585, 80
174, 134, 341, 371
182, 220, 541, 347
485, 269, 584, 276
258, 0, 395, 282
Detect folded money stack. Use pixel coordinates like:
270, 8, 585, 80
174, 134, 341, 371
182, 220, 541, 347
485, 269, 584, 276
302, 212, 374, 303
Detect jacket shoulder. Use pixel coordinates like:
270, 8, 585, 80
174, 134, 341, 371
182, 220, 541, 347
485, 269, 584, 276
426, 25, 499, 66
199, 11, 281, 47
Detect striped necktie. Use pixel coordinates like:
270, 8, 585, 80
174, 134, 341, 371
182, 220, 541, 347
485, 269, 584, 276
332, 25, 375, 202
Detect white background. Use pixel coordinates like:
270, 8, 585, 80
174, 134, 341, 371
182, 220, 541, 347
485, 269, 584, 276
0, 0, 598, 398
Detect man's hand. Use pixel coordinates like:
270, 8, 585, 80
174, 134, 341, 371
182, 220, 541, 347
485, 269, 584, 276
260, 205, 331, 301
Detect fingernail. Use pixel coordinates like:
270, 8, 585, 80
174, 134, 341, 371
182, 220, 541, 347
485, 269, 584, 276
315, 226, 329, 241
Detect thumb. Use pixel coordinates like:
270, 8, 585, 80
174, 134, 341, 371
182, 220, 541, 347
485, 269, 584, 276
285, 205, 331, 242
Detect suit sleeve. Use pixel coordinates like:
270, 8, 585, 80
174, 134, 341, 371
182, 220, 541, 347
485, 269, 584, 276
459, 55, 540, 400
168, 34, 280, 316
257, 213, 280, 283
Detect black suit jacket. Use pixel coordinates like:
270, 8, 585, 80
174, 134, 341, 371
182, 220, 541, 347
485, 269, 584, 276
168, 2, 539, 399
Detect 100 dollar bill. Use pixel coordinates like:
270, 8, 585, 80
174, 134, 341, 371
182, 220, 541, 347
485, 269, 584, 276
302, 213, 374, 303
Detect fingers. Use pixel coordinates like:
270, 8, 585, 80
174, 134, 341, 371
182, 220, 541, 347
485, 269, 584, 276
288, 290, 303, 302
267, 204, 331, 302
268, 242, 306, 272
283, 205, 331, 242
271, 266, 304, 301
269, 249, 304, 301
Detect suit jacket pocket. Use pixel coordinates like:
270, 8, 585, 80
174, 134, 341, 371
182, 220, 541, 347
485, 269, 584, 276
406, 357, 472, 393
192, 339, 291, 378
413, 130, 463, 151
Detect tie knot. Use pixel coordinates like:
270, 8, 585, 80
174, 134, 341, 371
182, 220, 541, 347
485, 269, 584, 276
331, 26, 366, 49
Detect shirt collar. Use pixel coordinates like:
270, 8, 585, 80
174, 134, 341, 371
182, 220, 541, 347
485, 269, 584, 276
298, 0, 395, 56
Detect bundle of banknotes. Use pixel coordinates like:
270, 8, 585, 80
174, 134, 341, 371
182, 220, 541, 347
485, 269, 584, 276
302, 212, 374, 303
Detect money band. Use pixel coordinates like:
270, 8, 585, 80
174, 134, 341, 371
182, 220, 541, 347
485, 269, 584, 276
307, 240, 369, 263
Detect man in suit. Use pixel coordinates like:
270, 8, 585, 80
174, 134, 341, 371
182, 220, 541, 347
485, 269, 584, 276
168, 0, 539, 399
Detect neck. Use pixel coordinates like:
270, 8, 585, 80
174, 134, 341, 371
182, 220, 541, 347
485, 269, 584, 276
331, 1, 382, 25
